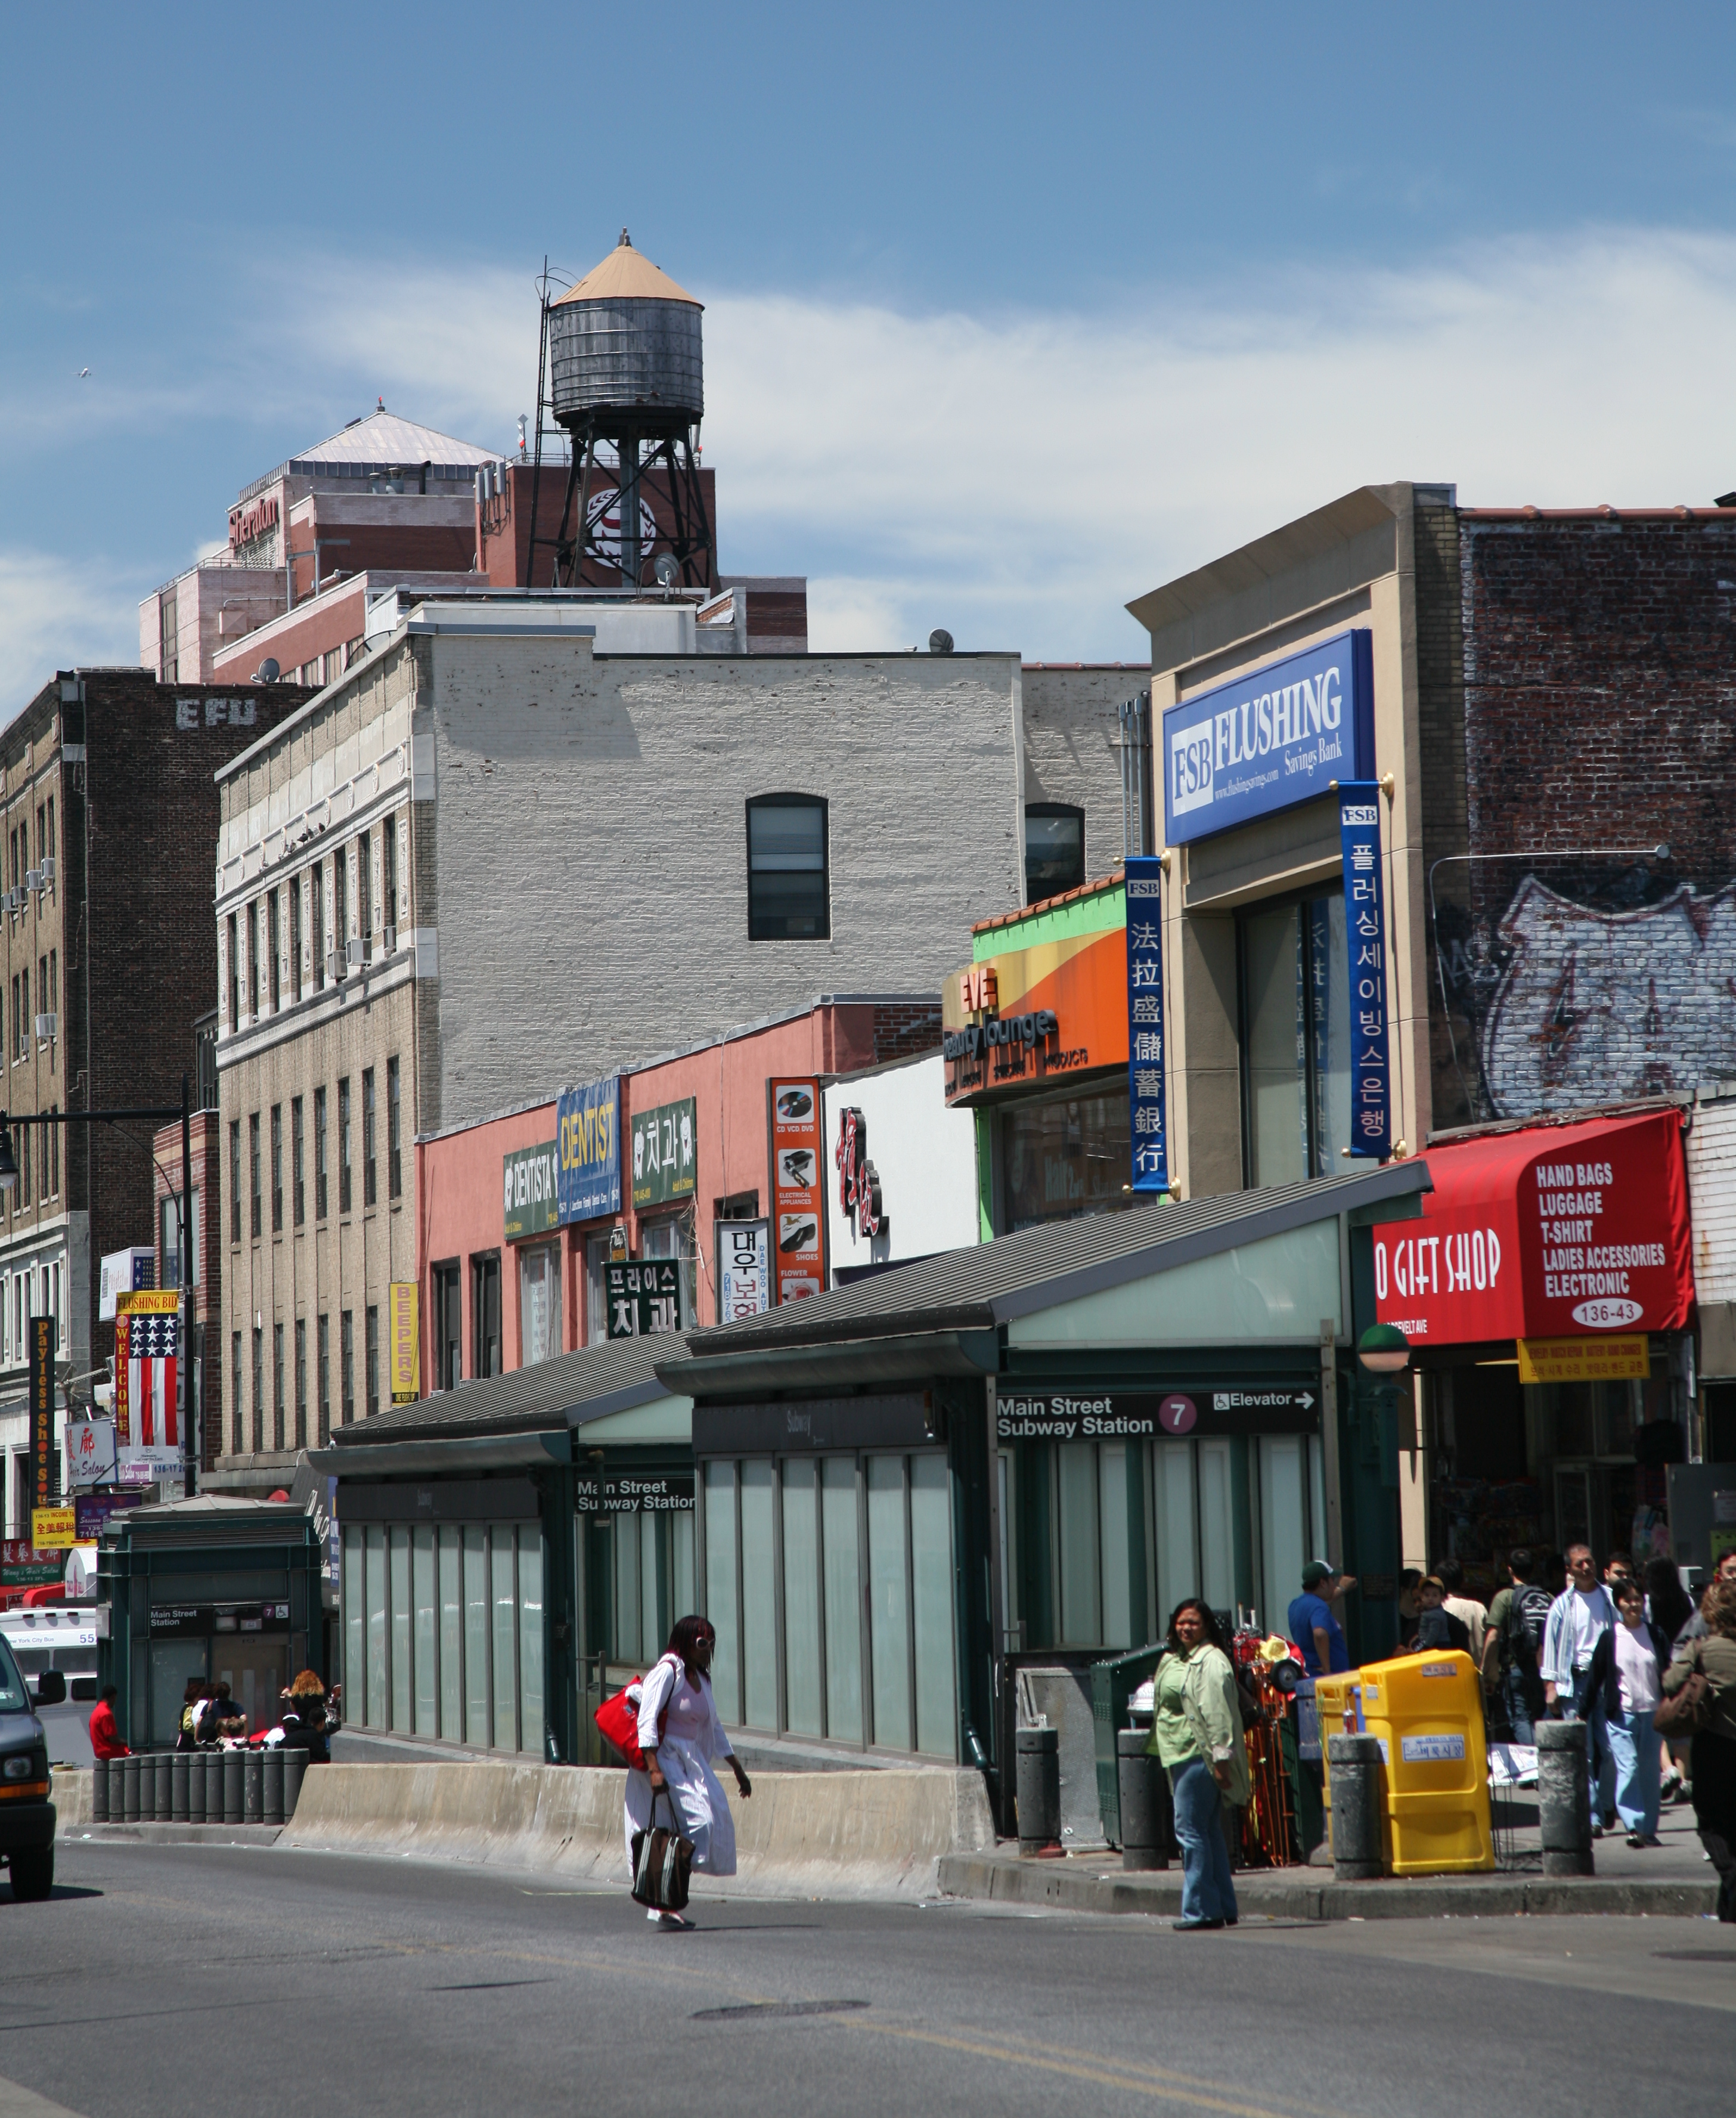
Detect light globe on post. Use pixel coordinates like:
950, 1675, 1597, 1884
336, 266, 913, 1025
1357, 1323, 1410, 1375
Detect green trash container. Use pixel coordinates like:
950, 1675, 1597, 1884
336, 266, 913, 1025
1091, 1643, 1167, 1847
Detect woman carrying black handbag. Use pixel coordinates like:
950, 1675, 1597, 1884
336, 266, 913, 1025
1660, 1577, 1736, 1921
625, 1615, 751, 1931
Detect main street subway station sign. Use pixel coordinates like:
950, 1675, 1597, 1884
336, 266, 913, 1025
1164, 628, 1375, 846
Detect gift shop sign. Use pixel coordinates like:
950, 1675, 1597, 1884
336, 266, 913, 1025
1372, 1110, 1692, 1346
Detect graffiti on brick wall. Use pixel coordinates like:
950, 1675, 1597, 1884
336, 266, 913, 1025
1434, 869, 1736, 1122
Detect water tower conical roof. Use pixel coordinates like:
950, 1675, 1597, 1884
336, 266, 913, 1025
553, 230, 700, 309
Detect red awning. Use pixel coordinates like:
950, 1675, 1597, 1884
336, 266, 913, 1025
1372, 1110, 1693, 1349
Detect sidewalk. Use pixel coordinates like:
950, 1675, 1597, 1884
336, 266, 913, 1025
938, 1794, 1721, 1921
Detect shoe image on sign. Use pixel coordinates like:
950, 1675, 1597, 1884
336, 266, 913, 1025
776, 1088, 813, 1119
779, 1218, 817, 1254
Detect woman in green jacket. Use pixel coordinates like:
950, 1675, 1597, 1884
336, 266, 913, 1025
1148, 1599, 1249, 1930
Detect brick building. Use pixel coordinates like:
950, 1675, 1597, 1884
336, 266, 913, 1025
0, 670, 314, 1534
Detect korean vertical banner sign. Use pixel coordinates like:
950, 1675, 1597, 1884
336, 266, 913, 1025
29, 1315, 55, 1510
1124, 856, 1168, 1191
1337, 782, 1390, 1157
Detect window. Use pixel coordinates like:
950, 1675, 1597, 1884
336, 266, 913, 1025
1024, 803, 1086, 902
384, 815, 398, 943
334, 850, 349, 976
315, 1086, 328, 1219
362, 1067, 376, 1207
317, 1314, 331, 1445
18, 1123, 28, 1206
159, 1186, 198, 1288
312, 862, 326, 990
247, 899, 260, 1019
267, 888, 280, 1011
270, 1104, 283, 1233
387, 1056, 402, 1199
290, 880, 303, 1004
272, 1323, 285, 1450
251, 1326, 264, 1453
358, 830, 373, 963
471, 1254, 501, 1379
249, 1113, 261, 1240
45, 798, 54, 880
227, 913, 238, 1030
18, 967, 27, 1058
1000, 1085, 1133, 1233
48, 1105, 57, 1196
46, 952, 55, 1069
433, 1263, 461, 1389
519, 1243, 562, 1366
746, 794, 829, 940
1239, 891, 1350, 1187
294, 1319, 308, 1447
231, 1332, 244, 1456
341, 1309, 355, 1424
338, 1077, 352, 1213
292, 1096, 305, 1225
366, 1304, 380, 1418
230, 1119, 241, 1242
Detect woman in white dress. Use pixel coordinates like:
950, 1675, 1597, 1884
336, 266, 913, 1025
625, 1615, 752, 1929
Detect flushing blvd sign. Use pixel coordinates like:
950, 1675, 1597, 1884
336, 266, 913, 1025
1164, 628, 1375, 846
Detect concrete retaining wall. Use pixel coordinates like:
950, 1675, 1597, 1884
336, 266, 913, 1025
52, 1769, 89, 1829
281, 1761, 994, 1899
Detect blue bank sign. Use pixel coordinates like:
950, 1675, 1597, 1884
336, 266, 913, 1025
1162, 628, 1375, 846
556, 1076, 621, 1224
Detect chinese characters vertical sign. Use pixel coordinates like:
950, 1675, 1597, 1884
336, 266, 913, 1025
29, 1315, 56, 1510
1337, 782, 1390, 1158
1124, 856, 1168, 1192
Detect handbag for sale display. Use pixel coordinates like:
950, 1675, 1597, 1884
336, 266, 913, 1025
1654, 1648, 1711, 1737
631, 1790, 694, 1912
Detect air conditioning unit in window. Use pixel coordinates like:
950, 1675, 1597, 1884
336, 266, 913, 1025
35, 1012, 55, 1043
382, 922, 396, 955
2, 888, 18, 914
327, 949, 345, 981
24, 869, 39, 893
346, 937, 363, 967
38, 857, 53, 887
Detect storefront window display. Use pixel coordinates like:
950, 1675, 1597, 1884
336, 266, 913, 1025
1240, 892, 1350, 1186
1000, 1086, 1132, 1232
640, 1209, 698, 1331
519, 1242, 562, 1365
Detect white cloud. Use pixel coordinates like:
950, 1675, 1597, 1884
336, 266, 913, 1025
18, 222, 1736, 687
0, 550, 145, 729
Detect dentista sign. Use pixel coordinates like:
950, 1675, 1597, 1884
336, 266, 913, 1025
1163, 628, 1375, 846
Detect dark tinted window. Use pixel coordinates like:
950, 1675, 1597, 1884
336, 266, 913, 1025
747, 795, 829, 940
1024, 803, 1085, 903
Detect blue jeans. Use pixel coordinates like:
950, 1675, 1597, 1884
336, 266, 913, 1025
1502, 1668, 1537, 1747
1170, 1757, 1238, 1925
1606, 1707, 1661, 1836
1566, 1669, 1616, 1820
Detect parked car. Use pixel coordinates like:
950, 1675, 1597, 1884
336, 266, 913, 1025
0, 1632, 60, 1901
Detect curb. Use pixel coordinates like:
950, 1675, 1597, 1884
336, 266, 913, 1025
934, 1853, 1719, 1921
66, 1823, 285, 1848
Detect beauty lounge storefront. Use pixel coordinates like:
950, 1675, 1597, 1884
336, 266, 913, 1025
1369, 1108, 1695, 1591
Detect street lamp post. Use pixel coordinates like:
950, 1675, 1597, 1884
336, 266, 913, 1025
0, 1076, 196, 1497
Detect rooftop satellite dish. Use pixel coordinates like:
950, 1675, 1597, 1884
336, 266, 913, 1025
929, 628, 954, 655
256, 658, 281, 683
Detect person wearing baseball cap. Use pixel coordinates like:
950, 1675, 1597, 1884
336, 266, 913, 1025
1288, 1560, 1356, 1677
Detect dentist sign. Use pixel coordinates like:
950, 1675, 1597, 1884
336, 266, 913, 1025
1163, 628, 1375, 846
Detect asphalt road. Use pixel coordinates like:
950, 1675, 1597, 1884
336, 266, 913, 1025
4, 1841, 1734, 2118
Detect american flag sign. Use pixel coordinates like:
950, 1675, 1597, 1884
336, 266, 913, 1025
116, 1290, 179, 1451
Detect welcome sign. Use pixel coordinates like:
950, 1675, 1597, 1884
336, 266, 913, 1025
1163, 628, 1375, 846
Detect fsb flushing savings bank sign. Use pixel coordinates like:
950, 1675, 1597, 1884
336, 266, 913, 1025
1164, 628, 1375, 845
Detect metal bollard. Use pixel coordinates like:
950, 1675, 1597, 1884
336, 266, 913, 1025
262, 1747, 284, 1826
122, 1753, 142, 1822
1116, 1729, 1170, 1870
282, 1748, 309, 1821
1537, 1717, 1594, 1877
1326, 1733, 1385, 1881
188, 1749, 209, 1825
91, 1756, 110, 1824
1015, 1724, 1062, 1854
154, 1751, 173, 1822
222, 1749, 244, 1825
170, 1751, 190, 1822
243, 1750, 264, 1823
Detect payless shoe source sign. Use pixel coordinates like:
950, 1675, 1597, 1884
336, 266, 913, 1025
768, 1079, 825, 1301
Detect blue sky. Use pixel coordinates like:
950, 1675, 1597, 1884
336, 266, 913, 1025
8, 4, 1736, 710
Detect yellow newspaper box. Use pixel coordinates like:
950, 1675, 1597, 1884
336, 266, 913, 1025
1357, 1649, 1495, 1875
1313, 1670, 1392, 1868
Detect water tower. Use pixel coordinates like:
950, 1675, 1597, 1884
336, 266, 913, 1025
527, 231, 714, 591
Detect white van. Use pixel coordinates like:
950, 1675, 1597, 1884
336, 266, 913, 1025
1, 1609, 100, 1701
